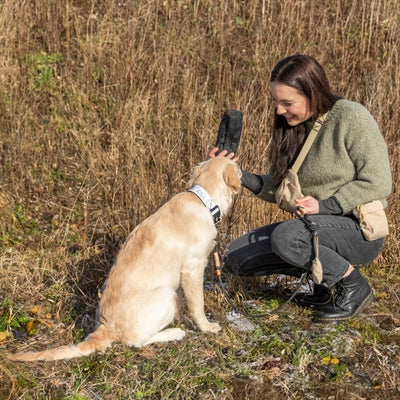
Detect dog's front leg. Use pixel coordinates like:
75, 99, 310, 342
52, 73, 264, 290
180, 263, 221, 333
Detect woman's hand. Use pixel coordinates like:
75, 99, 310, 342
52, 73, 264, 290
208, 147, 239, 162
294, 196, 319, 215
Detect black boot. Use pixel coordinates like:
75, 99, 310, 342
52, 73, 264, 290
314, 269, 374, 323
296, 284, 332, 308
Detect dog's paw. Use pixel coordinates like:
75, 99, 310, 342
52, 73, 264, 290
163, 327, 186, 341
173, 328, 187, 341
200, 321, 221, 333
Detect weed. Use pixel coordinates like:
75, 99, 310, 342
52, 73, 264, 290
13, 204, 38, 232
348, 319, 383, 344
50, 167, 66, 182
64, 395, 90, 400
0, 299, 30, 332
23, 52, 63, 92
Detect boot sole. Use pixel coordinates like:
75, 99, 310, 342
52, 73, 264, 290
313, 291, 374, 323
296, 298, 332, 308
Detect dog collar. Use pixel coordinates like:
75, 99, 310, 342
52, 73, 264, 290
188, 184, 221, 224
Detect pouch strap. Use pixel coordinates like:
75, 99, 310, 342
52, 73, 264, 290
294, 206, 322, 283
292, 112, 328, 173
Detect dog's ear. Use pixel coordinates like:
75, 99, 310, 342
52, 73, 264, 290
223, 163, 242, 194
186, 164, 202, 188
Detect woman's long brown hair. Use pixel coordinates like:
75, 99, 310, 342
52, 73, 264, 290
269, 54, 339, 187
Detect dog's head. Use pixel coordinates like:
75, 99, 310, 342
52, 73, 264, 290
187, 157, 242, 195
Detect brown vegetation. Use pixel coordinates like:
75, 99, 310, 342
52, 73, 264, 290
0, 0, 399, 399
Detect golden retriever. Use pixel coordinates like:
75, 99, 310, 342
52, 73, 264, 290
8, 156, 241, 361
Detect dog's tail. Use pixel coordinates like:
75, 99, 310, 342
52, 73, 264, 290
7, 324, 116, 362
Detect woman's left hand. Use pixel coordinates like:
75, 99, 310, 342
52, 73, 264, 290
208, 147, 239, 162
295, 196, 319, 215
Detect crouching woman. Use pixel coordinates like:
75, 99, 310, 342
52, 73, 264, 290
212, 54, 392, 322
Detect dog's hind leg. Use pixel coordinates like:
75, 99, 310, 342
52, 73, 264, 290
138, 288, 186, 345
144, 327, 186, 345
124, 287, 183, 347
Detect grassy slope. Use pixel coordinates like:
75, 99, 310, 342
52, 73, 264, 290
0, 0, 399, 399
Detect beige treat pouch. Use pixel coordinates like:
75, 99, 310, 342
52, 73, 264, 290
352, 200, 389, 241
275, 169, 303, 213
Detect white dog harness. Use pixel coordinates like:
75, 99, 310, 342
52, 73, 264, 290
188, 184, 221, 225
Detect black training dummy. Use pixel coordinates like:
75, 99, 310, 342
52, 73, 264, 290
215, 109, 243, 156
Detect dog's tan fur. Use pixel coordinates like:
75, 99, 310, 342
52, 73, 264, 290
7, 157, 241, 361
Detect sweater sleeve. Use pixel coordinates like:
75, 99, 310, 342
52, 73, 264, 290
241, 170, 263, 195
331, 104, 392, 213
256, 172, 277, 203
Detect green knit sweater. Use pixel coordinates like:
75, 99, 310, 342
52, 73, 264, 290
257, 99, 392, 215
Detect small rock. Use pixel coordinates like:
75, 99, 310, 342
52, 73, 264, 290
225, 311, 257, 332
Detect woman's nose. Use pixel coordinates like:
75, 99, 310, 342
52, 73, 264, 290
276, 104, 286, 115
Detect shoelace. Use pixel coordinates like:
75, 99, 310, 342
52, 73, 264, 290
332, 281, 347, 310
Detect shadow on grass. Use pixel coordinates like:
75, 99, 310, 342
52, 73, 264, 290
65, 234, 122, 334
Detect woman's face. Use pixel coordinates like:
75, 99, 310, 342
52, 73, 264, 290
270, 82, 313, 126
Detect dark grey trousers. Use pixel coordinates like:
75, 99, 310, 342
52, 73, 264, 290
223, 215, 385, 288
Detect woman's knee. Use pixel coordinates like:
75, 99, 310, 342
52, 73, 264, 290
270, 220, 295, 252
270, 219, 311, 263
223, 224, 278, 276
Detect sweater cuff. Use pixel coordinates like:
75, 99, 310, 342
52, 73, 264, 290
241, 170, 263, 195
318, 196, 343, 215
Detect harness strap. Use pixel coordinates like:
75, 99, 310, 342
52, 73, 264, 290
188, 184, 221, 225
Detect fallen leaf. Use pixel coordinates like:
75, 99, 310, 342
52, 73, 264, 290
376, 291, 389, 299
321, 356, 340, 365
330, 357, 339, 365
38, 318, 52, 328
30, 305, 42, 315
0, 331, 12, 342
26, 320, 35, 334
321, 356, 332, 365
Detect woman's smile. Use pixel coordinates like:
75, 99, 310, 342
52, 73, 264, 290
270, 82, 313, 126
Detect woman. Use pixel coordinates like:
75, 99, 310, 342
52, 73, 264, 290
210, 54, 392, 322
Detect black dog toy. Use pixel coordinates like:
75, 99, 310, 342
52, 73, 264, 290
215, 109, 243, 156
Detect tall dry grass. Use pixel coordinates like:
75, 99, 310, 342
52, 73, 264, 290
0, 1, 399, 397
0, 0, 398, 300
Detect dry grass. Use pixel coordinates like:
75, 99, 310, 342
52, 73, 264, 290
0, 0, 399, 399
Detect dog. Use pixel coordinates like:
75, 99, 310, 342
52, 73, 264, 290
7, 156, 241, 361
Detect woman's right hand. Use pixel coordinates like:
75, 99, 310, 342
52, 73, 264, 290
294, 196, 319, 215
208, 147, 239, 162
